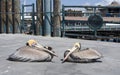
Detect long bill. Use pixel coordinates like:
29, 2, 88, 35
35, 44, 58, 57
62, 47, 77, 63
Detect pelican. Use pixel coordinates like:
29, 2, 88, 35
8, 39, 57, 62
62, 42, 102, 63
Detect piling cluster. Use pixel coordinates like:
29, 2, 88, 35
36, 0, 61, 36
0, 0, 20, 33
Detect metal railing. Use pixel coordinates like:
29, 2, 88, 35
64, 25, 120, 31
61, 5, 120, 37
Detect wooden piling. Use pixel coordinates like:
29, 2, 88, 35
0, 0, 6, 33
36, 0, 43, 35
6, 0, 12, 33
53, 0, 61, 37
12, 0, 20, 33
7, 0, 13, 33
0, 0, 4, 33
0, 0, 20, 34
15, 0, 20, 33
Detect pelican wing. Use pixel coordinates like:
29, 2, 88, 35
8, 46, 51, 62
73, 48, 102, 60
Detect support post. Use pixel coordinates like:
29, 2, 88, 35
5, 0, 9, 33
2, 0, 6, 33
94, 30, 97, 37
8, 0, 13, 33
93, 8, 97, 37
21, 4, 24, 33
32, 3, 35, 35
44, 0, 51, 36
62, 5, 65, 37
0, 0, 4, 33
12, 0, 17, 33
36, 0, 43, 35
53, 0, 61, 37
15, 0, 20, 33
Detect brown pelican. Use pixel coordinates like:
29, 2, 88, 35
8, 39, 57, 62
62, 42, 102, 63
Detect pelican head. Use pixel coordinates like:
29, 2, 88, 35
73, 42, 81, 50
26, 39, 58, 57
62, 42, 81, 63
26, 39, 38, 47
26, 39, 43, 48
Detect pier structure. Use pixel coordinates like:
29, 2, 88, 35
61, 1, 120, 42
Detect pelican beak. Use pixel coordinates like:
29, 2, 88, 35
62, 46, 77, 63
35, 43, 44, 48
26, 39, 58, 57
35, 43, 58, 57
62, 42, 81, 63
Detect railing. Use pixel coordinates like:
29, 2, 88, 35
62, 5, 120, 37
65, 25, 120, 31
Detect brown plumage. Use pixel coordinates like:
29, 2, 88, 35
7, 40, 57, 62
62, 42, 102, 63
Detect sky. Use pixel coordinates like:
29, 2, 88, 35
20, 0, 120, 11
21, 0, 120, 6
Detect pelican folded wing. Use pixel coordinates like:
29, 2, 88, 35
8, 46, 53, 62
